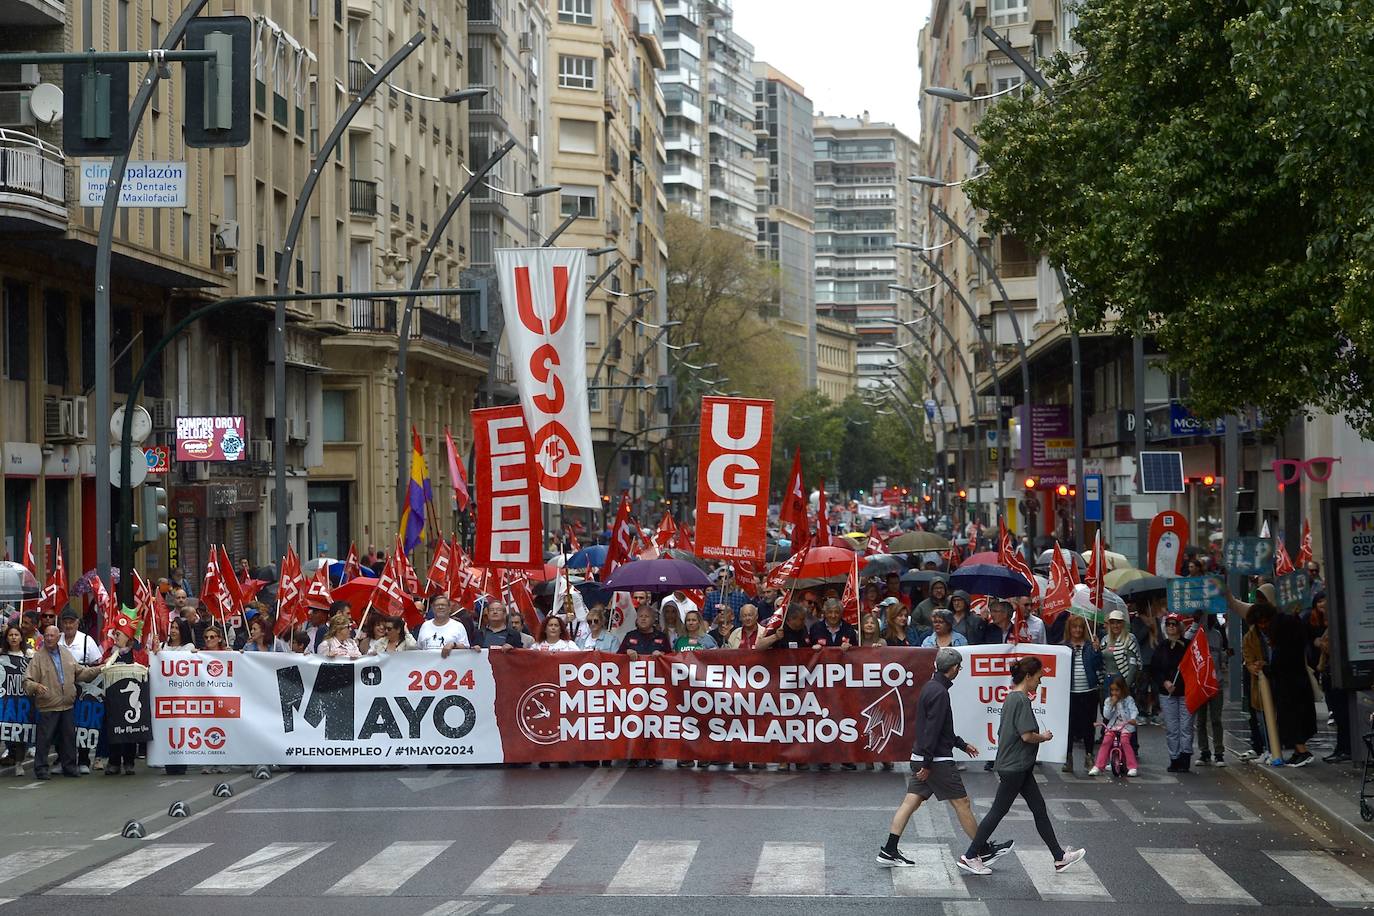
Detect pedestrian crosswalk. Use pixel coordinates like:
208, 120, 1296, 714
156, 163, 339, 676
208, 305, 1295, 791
3, 839, 1368, 906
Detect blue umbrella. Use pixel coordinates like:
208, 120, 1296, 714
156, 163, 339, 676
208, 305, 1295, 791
949, 563, 1035, 598
566, 544, 609, 569
329, 562, 377, 583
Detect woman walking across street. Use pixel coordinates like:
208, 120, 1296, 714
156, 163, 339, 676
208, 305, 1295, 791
1062, 614, 1103, 773
959, 657, 1086, 877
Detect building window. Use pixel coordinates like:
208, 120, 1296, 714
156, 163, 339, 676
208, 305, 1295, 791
2, 282, 28, 381
558, 0, 593, 25
558, 118, 598, 154
560, 185, 597, 219
991, 0, 1029, 25
558, 55, 596, 90
322, 389, 349, 441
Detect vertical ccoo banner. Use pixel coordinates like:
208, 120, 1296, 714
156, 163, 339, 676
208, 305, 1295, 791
472, 406, 545, 569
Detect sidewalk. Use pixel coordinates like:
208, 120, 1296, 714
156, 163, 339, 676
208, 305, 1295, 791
1222, 689, 1374, 849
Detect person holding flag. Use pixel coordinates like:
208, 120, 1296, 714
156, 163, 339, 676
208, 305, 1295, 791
1150, 614, 1197, 773
1184, 608, 1229, 766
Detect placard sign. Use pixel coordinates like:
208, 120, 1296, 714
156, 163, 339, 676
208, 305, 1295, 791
175, 416, 247, 462
1275, 570, 1312, 613
1223, 537, 1275, 576
1167, 575, 1226, 614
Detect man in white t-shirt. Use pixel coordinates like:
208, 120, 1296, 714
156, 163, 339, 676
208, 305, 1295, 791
417, 596, 472, 654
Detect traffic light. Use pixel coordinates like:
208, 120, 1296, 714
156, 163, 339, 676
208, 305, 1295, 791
62, 61, 130, 155
958, 488, 967, 499
184, 16, 253, 148
1024, 477, 1038, 490
1236, 489, 1257, 536
655, 375, 677, 414
1056, 484, 1069, 497
141, 485, 169, 541
1202, 474, 1215, 486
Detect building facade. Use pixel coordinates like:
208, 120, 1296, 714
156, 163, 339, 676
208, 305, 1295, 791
815, 315, 858, 405
812, 113, 920, 392
752, 62, 815, 388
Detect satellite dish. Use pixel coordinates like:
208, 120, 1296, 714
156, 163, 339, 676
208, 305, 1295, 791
29, 83, 63, 125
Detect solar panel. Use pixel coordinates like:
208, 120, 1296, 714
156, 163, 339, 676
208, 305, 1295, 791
1139, 450, 1186, 494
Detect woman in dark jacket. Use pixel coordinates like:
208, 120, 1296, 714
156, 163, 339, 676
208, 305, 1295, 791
1262, 601, 1318, 766
1062, 614, 1103, 773
1150, 614, 1194, 772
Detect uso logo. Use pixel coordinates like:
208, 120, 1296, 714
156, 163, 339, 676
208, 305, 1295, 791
167, 726, 227, 750
970, 653, 1057, 678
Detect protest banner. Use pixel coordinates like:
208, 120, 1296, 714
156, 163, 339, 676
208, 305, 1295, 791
1276, 570, 1313, 613
1223, 537, 1275, 576
102, 663, 151, 745
1167, 575, 1227, 614
0, 654, 33, 747
147, 646, 1072, 766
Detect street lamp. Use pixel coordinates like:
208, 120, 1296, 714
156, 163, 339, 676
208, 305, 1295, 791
895, 240, 957, 253
908, 173, 985, 188
666, 342, 701, 353
923, 83, 1023, 103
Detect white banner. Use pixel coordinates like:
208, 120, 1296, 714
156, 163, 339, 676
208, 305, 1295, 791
946, 644, 1071, 764
148, 652, 504, 766
494, 248, 601, 508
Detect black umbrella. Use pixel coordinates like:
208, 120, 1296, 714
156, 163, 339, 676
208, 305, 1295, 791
861, 555, 904, 579
900, 569, 949, 585
1115, 576, 1168, 598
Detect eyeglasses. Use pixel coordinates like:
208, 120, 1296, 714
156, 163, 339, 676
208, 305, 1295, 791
1272, 456, 1341, 487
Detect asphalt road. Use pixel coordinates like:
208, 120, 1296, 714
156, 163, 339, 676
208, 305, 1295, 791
0, 725, 1371, 915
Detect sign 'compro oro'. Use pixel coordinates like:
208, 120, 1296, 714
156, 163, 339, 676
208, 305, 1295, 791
174, 416, 247, 462
494, 248, 601, 509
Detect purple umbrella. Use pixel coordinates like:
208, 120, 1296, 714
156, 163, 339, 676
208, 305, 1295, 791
603, 558, 713, 592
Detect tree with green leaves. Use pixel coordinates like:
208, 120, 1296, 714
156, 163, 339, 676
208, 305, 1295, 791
968, 0, 1374, 434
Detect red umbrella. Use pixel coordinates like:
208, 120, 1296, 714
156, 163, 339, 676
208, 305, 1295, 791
330, 578, 419, 624
527, 562, 560, 583
960, 551, 1001, 568
796, 546, 860, 579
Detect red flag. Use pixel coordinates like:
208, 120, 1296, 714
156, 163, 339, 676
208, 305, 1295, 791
304, 562, 334, 611
503, 570, 542, 640
218, 545, 245, 616
20, 501, 36, 577
38, 538, 68, 614
654, 511, 678, 550
601, 492, 634, 579
778, 446, 807, 535
1275, 535, 1296, 576
1042, 541, 1075, 623
565, 525, 582, 553
841, 549, 860, 627
998, 516, 1039, 598
1296, 518, 1313, 569
766, 542, 808, 591
732, 559, 760, 597
132, 569, 160, 645
945, 544, 961, 569
275, 545, 308, 637
444, 425, 471, 512
342, 543, 363, 582
817, 479, 830, 542
676, 522, 695, 554
392, 535, 421, 596
866, 522, 888, 556
423, 538, 453, 597
1084, 529, 1106, 610
200, 549, 236, 627
372, 545, 419, 626
1182, 626, 1220, 714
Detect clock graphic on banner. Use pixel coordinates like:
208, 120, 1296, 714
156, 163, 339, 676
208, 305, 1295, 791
516, 683, 562, 745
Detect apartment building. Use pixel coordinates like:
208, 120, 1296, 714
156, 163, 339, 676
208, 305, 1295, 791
752, 62, 815, 389
815, 316, 858, 405
548, 0, 671, 521
812, 113, 920, 392
0, 0, 485, 577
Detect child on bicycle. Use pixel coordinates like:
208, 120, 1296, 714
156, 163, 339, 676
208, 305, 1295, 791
1089, 676, 1139, 777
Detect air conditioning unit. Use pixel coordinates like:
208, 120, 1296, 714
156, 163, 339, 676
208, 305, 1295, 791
147, 397, 175, 430
251, 440, 272, 463
518, 31, 533, 52
0, 91, 35, 128
43, 396, 89, 444
212, 221, 239, 251
0, 63, 39, 88
190, 463, 212, 482
287, 417, 307, 443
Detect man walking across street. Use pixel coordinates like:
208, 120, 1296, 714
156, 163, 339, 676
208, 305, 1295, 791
22, 626, 101, 780
878, 647, 1013, 867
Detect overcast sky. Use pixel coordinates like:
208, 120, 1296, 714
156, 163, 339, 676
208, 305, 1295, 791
730, 0, 931, 141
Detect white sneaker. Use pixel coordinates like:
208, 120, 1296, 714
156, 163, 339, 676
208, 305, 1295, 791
78, 765, 91, 775
1087, 766, 1101, 776
1054, 849, 1086, 873
13, 763, 23, 777
1127, 768, 1138, 777
957, 854, 993, 876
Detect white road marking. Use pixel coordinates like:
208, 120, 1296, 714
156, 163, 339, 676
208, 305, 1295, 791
1112, 800, 1188, 824
751, 842, 824, 896
890, 844, 968, 898
186, 842, 331, 896
1185, 800, 1260, 824
1139, 847, 1257, 905
49, 844, 210, 895
606, 840, 698, 895
326, 840, 453, 896
942, 902, 990, 916
564, 767, 625, 807
1015, 850, 1112, 902
1267, 851, 1374, 906
0, 847, 87, 885
419, 901, 484, 916
464, 841, 575, 895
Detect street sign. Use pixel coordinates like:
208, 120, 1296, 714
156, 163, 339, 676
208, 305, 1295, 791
1223, 536, 1275, 576
1167, 575, 1226, 614
667, 464, 690, 495
108, 446, 148, 488
1084, 473, 1103, 522
80, 160, 188, 207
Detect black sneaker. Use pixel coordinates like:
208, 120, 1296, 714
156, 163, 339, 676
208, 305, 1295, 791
1323, 752, 1352, 764
876, 848, 916, 868
1286, 751, 1314, 768
981, 840, 1015, 863
983, 761, 994, 772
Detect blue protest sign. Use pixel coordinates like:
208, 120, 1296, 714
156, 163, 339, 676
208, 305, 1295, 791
1276, 570, 1313, 613
1223, 537, 1275, 576
1167, 575, 1227, 614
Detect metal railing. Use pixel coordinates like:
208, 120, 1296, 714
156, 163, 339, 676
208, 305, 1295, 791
351, 298, 398, 333
0, 129, 68, 210
348, 178, 378, 216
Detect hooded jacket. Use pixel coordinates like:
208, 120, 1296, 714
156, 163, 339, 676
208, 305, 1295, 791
911, 670, 971, 769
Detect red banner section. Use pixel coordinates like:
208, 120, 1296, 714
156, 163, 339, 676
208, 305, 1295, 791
493, 647, 929, 764
694, 396, 774, 561
472, 406, 544, 569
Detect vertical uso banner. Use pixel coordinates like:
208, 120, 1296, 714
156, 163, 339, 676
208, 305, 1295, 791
472, 406, 544, 569
695, 396, 774, 561
494, 248, 601, 508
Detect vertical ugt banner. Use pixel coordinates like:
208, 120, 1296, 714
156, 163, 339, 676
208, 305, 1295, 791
472, 407, 544, 569
695, 397, 774, 561
494, 248, 601, 508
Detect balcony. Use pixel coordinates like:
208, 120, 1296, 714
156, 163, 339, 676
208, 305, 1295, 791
409, 307, 467, 351
348, 178, 377, 216
0, 0, 63, 26
468, 0, 502, 32
351, 298, 397, 334
468, 84, 505, 122
0, 129, 68, 232
347, 59, 369, 93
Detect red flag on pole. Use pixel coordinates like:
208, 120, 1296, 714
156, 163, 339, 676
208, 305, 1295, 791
1042, 540, 1075, 624
1296, 518, 1313, 569
275, 545, 308, 637
764, 543, 808, 591
1275, 535, 1296, 576
841, 549, 861, 627
601, 492, 633, 579
38, 538, 68, 614
866, 522, 888, 556
132, 569, 160, 645
201, 549, 236, 629
1084, 529, 1106, 610
732, 559, 760, 597
423, 538, 453, 597
778, 446, 806, 535
392, 535, 421, 596
998, 516, 1039, 598
444, 425, 471, 512
565, 525, 582, 553
654, 511, 678, 550
303, 562, 334, 611
342, 543, 363, 583
20, 501, 36, 577
217, 545, 245, 616
1182, 626, 1220, 714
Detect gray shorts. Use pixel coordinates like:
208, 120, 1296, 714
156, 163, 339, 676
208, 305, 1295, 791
905, 761, 966, 801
